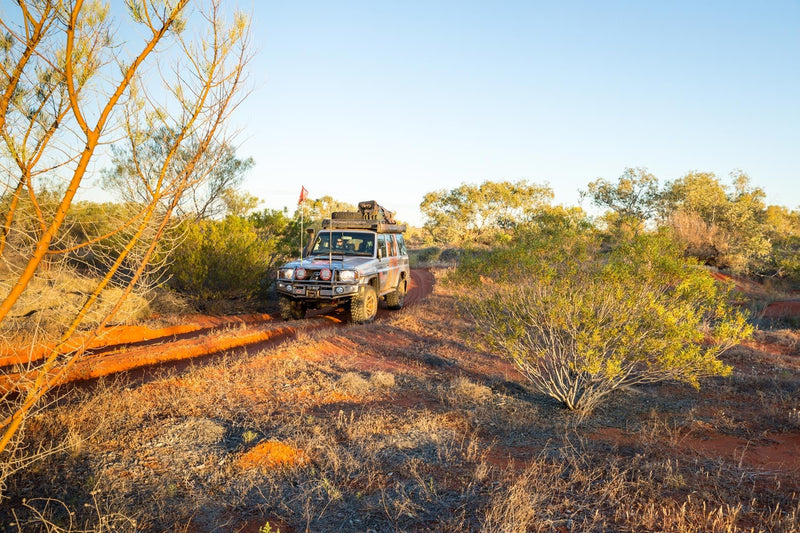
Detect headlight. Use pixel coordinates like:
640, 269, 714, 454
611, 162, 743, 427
278, 268, 294, 280
295, 268, 307, 280
338, 270, 357, 282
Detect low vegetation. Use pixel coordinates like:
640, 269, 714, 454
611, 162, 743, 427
168, 216, 274, 300
0, 277, 798, 531
2, 170, 800, 530
453, 231, 752, 414
1, 2, 799, 527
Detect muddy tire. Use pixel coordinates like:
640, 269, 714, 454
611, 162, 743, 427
386, 278, 406, 310
350, 285, 378, 323
279, 296, 306, 320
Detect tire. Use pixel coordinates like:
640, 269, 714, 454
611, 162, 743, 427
279, 296, 306, 320
349, 285, 378, 323
385, 278, 406, 310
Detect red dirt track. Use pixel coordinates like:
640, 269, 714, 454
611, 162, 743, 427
0, 269, 435, 391
709, 270, 800, 319
5, 267, 800, 477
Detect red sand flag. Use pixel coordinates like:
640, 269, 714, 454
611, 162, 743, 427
298, 186, 309, 204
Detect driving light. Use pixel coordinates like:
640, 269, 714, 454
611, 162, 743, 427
295, 268, 307, 280
320, 268, 332, 281
339, 270, 357, 282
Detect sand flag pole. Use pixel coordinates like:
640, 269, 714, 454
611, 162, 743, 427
298, 186, 308, 259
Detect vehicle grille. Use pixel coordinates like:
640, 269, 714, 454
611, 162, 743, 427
296, 270, 347, 283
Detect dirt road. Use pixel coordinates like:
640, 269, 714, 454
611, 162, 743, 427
0, 269, 435, 391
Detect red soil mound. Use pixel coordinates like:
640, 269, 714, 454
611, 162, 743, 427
237, 441, 309, 471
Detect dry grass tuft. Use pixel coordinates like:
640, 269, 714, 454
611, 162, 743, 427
336, 371, 371, 395
0, 268, 152, 347
446, 375, 493, 405
369, 370, 396, 389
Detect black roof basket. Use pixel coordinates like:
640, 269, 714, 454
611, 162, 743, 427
322, 200, 406, 233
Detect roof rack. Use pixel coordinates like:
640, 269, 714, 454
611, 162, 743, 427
321, 219, 406, 233
321, 200, 406, 233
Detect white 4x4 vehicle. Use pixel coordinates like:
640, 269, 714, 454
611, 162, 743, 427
275, 201, 410, 323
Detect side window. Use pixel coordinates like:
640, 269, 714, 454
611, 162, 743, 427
388, 235, 398, 257
396, 234, 407, 256
377, 234, 387, 257
312, 233, 330, 253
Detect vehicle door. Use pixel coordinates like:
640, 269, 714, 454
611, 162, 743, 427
395, 234, 410, 279
376, 234, 396, 294
385, 235, 402, 292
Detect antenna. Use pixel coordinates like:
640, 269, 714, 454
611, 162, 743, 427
297, 185, 309, 260
299, 202, 304, 260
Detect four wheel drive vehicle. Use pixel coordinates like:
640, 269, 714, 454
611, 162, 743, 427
275, 201, 410, 323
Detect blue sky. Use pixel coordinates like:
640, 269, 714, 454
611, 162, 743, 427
234, 1, 799, 225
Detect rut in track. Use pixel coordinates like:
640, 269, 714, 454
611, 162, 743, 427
0, 269, 435, 390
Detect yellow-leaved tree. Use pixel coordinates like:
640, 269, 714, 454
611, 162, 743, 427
0, 0, 252, 486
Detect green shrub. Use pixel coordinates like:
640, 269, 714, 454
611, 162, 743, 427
408, 246, 442, 267
453, 232, 752, 415
168, 216, 271, 299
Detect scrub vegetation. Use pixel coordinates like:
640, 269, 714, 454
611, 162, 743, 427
2, 1, 800, 530
454, 231, 751, 415
1, 279, 799, 531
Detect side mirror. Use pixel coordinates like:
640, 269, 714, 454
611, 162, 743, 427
303, 228, 315, 257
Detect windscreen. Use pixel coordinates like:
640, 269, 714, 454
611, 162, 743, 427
311, 231, 375, 256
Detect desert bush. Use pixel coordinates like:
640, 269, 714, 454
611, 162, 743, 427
455, 232, 752, 415
408, 246, 442, 267
666, 209, 724, 266
420, 180, 554, 245
369, 371, 396, 389
248, 207, 301, 266
662, 171, 772, 274
455, 215, 597, 286
763, 205, 800, 284
168, 216, 272, 299
445, 376, 493, 405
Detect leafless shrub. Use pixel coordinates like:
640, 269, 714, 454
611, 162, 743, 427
9, 494, 137, 532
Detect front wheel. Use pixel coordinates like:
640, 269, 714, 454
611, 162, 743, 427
279, 296, 306, 320
349, 285, 378, 323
